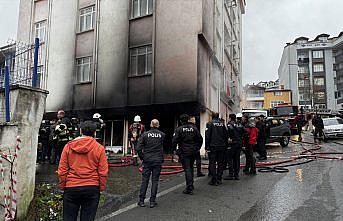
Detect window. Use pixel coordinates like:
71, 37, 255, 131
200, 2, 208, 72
298, 79, 305, 87
76, 57, 92, 83
312, 50, 323, 59
314, 77, 325, 86
298, 66, 309, 73
132, 0, 153, 18
314, 92, 325, 100
299, 93, 310, 101
274, 91, 282, 96
129, 45, 152, 76
313, 64, 324, 72
79, 6, 95, 32
34, 20, 47, 42
270, 101, 284, 108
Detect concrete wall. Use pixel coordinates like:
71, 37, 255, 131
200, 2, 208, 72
0, 86, 48, 220
154, 0, 202, 104
325, 49, 337, 109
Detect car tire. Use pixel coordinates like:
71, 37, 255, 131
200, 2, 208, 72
280, 134, 290, 147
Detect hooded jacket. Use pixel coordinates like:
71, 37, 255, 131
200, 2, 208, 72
58, 136, 108, 191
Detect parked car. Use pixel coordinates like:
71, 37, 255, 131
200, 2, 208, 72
265, 117, 292, 147
323, 117, 343, 140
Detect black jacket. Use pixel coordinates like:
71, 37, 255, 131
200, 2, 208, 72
137, 129, 165, 164
227, 121, 245, 146
172, 123, 203, 156
256, 121, 266, 140
205, 119, 228, 151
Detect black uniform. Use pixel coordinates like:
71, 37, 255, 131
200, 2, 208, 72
205, 119, 228, 184
137, 129, 165, 203
313, 116, 324, 140
256, 120, 267, 159
93, 119, 105, 144
38, 123, 50, 162
226, 121, 245, 179
172, 123, 203, 192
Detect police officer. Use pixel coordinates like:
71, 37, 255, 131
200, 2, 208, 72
137, 119, 165, 208
129, 115, 145, 166
224, 114, 245, 180
205, 113, 228, 186
172, 114, 203, 195
256, 115, 267, 160
189, 116, 205, 177
93, 113, 105, 144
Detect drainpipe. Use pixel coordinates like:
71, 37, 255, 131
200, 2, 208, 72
93, 0, 101, 108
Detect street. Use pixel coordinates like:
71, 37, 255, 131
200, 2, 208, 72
99, 134, 343, 221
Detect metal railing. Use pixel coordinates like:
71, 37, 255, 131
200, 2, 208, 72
0, 38, 41, 122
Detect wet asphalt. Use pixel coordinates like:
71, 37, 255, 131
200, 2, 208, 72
99, 133, 343, 221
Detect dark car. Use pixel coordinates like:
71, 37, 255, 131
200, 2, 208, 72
265, 117, 292, 147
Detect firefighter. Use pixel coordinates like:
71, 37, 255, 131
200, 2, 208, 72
53, 110, 72, 164
93, 113, 105, 144
205, 113, 228, 186
172, 114, 203, 195
129, 115, 145, 166
137, 119, 165, 208
38, 120, 50, 163
224, 114, 245, 180
70, 117, 80, 139
189, 116, 205, 177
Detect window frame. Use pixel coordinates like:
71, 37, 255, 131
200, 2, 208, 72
34, 20, 47, 42
75, 56, 92, 83
313, 63, 324, 72
313, 77, 325, 86
129, 45, 153, 77
312, 50, 323, 59
79, 5, 96, 33
131, 0, 153, 19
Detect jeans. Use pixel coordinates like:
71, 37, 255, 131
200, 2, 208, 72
195, 151, 202, 175
181, 155, 195, 191
244, 144, 256, 172
139, 162, 162, 202
63, 186, 100, 221
208, 149, 225, 182
228, 145, 241, 177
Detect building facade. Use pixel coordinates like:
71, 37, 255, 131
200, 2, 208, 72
333, 32, 343, 109
278, 33, 343, 110
16, 0, 245, 154
263, 88, 292, 109
241, 84, 265, 109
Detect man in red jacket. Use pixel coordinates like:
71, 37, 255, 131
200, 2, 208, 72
58, 121, 108, 221
243, 118, 258, 175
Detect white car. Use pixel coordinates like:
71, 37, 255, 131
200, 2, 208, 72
323, 117, 343, 140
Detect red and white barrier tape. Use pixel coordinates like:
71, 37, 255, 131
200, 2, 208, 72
0, 136, 20, 221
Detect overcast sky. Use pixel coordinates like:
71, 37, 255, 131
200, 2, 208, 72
0, 0, 19, 46
243, 0, 343, 84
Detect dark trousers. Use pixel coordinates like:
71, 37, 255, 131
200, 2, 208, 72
228, 145, 241, 177
56, 140, 68, 163
244, 144, 256, 172
181, 155, 195, 191
208, 149, 225, 182
63, 186, 100, 221
314, 128, 324, 139
139, 162, 162, 202
257, 139, 267, 158
195, 151, 202, 175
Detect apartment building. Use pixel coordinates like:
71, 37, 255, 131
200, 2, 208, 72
278, 33, 343, 110
16, 0, 245, 153
333, 32, 343, 109
241, 84, 265, 109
